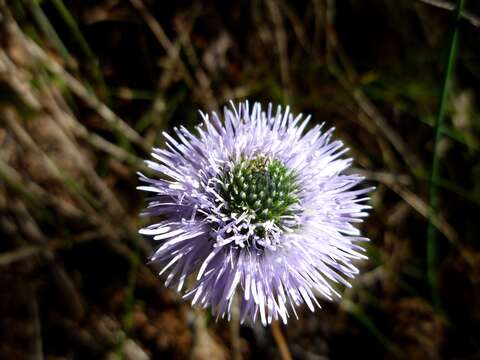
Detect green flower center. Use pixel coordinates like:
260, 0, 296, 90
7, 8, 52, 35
219, 156, 300, 223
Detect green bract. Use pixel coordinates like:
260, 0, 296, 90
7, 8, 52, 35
219, 156, 300, 223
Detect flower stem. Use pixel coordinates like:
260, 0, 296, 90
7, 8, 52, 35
271, 320, 292, 360
230, 297, 242, 360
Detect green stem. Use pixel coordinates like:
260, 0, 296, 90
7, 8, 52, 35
427, 0, 465, 312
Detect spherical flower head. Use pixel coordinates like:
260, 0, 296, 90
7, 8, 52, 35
138, 101, 373, 325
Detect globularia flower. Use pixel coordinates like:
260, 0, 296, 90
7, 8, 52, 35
138, 101, 372, 325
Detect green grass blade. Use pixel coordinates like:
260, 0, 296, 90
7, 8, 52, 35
49, 0, 92, 57
27, 0, 72, 65
49, 0, 108, 96
427, 0, 465, 312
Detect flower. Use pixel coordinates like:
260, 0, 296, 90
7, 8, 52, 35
138, 101, 373, 325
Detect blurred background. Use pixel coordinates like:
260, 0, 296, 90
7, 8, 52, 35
1, 0, 480, 359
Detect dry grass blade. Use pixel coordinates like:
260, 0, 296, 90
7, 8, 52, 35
355, 168, 476, 267
31, 295, 44, 360
1, 4, 146, 151
330, 66, 424, 173
0, 245, 43, 267
0, 157, 82, 217
3, 108, 99, 214
391, 185, 458, 245
176, 14, 218, 111
417, 0, 480, 28
25, 41, 147, 150
0, 49, 41, 109
266, 0, 292, 102
323, 6, 424, 174
128, 0, 219, 109
129, 0, 189, 71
